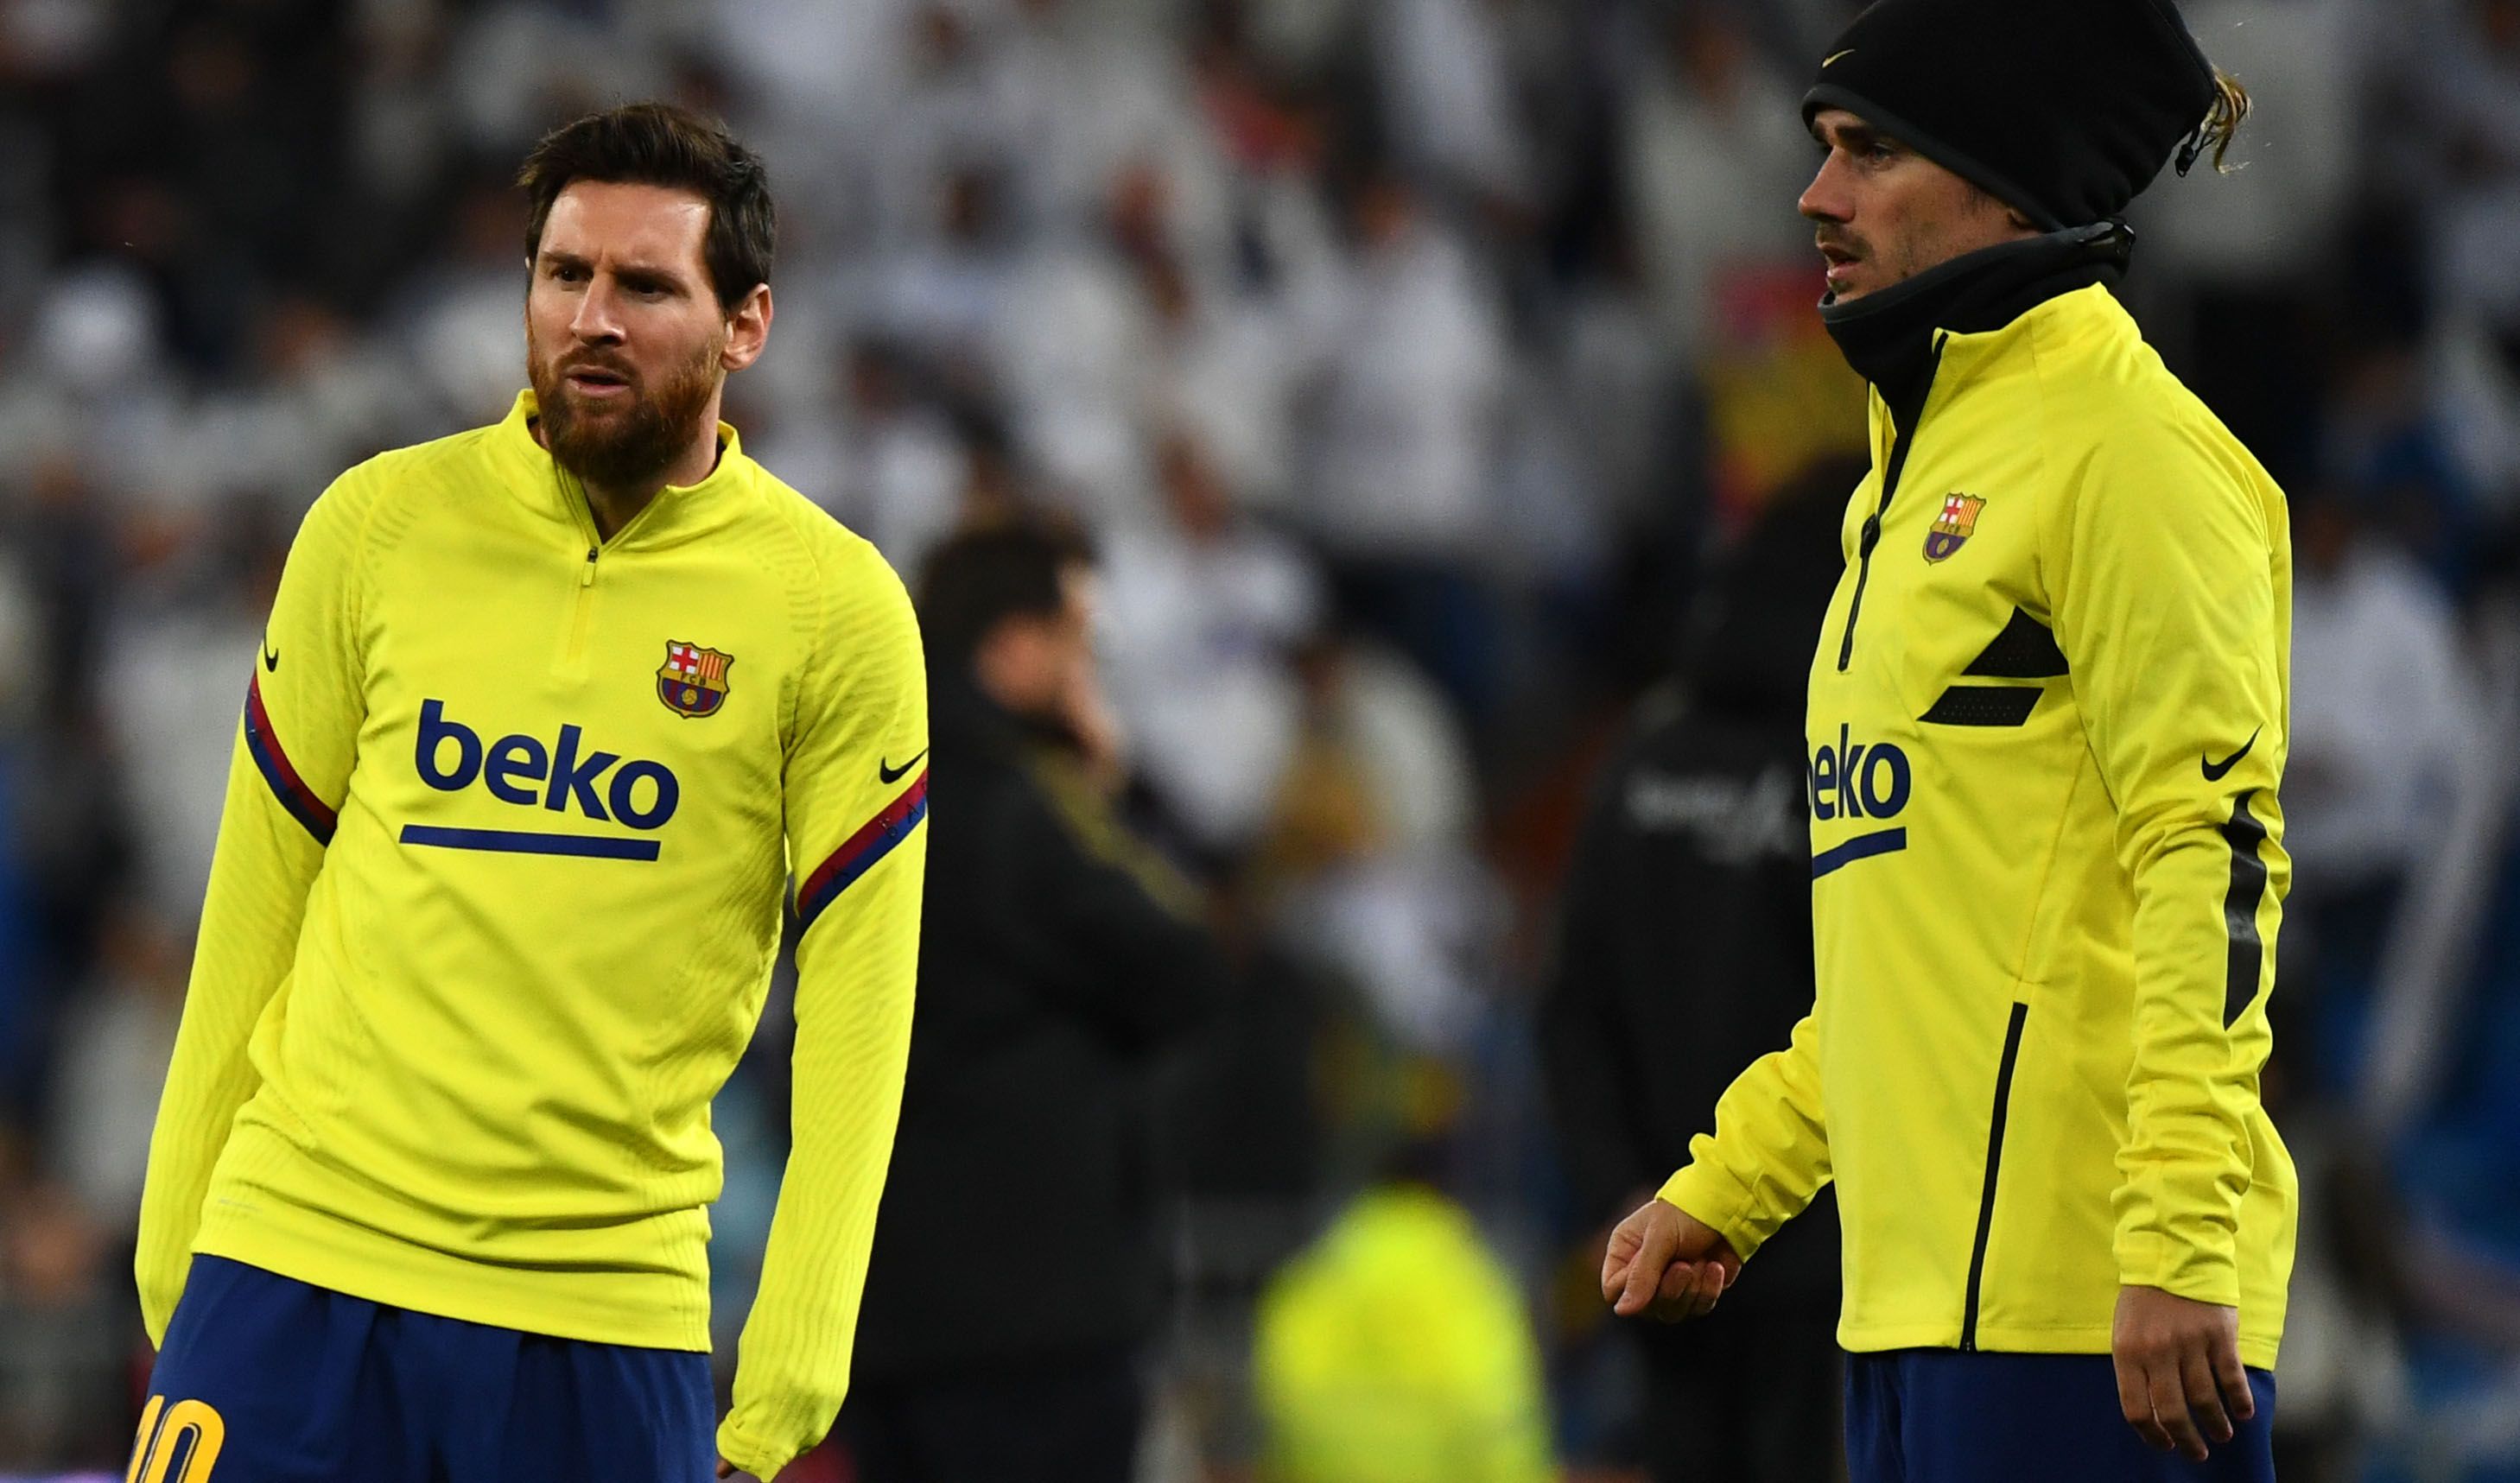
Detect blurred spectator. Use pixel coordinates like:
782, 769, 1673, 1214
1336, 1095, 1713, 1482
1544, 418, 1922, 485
1254, 1154, 1552, 1483
841, 523, 1233, 1483
874, 156, 1022, 389
0, 1176, 127, 1470
994, 0, 1230, 244
100, 501, 283, 926
2390, 0, 2520, 525
2284, 481, 2472, 1094
1539, 458, 1853, 1483
1258, 631, 1493, 1055
1372, 0, 1532, 206
1619, 2, 1815, 364
1100, 429, 1324, 859
392, 174, 540, 434
990, 156, 1179, 525
43, 905, 186, 1234
0, 268, 187, 521
2325, 339, 2479, 592
1305, 168, 1509, 724
812, 335, 972, 575
2287, 485, 2470, 905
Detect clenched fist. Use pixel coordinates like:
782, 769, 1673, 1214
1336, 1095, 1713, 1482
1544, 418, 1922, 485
1600, 1197, 1742, 1322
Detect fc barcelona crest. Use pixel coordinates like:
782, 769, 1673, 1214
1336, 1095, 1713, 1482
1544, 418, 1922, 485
657, 640, 733, 719
1924, 494, 1985, 563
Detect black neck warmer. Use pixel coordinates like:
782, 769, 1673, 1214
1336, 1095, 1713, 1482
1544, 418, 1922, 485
1820, 221, 2136, 428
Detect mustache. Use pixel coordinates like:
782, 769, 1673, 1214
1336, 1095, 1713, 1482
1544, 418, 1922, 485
1815, 228, 1864, 258
556, 352, 638, 383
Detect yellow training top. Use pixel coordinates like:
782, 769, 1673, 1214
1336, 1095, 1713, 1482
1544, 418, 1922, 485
135, 391, 928, 1479
1662, 284, 2297, 1369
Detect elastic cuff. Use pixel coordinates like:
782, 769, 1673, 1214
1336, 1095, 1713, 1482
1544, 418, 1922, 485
1657, 1163, 1768, 1261
714, 1419, 786, 1483
2113, 1230, 2241, 1309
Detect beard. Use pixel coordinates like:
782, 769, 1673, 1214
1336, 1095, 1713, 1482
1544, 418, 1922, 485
526, 323, 723, 492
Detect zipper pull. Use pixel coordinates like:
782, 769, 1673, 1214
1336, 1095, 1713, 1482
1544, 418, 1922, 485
581, 548, 598, 587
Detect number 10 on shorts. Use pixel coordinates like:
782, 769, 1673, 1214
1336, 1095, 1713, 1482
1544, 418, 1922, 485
126, 1395, 227, 1483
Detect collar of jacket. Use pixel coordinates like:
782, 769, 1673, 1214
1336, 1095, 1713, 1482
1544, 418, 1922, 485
488, 389, 748, 548
1819, 221, 2134, 428
931, 669, 1076, 764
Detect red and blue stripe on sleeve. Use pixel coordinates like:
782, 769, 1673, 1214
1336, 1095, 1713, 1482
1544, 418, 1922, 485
244, 674, 339, 845
795, 770, 929, 932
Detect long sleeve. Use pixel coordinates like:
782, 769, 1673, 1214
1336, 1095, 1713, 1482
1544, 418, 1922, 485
1654, 1010, 1830, 1259
2047, 420, 2289, 1309
718, 555, 927, 1480
134, 475, 371, 1343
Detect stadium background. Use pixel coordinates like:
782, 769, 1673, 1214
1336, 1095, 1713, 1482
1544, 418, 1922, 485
2, 0, 2518, 1478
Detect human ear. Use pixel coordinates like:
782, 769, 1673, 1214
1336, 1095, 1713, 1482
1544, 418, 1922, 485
721, 283, 772, 372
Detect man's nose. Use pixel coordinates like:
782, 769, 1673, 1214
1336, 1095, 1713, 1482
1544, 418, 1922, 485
1800, 154, 1854, 224
569, 281, 626, 344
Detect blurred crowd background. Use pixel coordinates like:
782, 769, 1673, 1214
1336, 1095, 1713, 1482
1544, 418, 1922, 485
3, 0, 2520, 1479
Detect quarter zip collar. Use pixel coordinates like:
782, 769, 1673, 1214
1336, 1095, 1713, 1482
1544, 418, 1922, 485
490, 390, 747, 551
1817, 225, 2130, 676
1820, 222, 2134, 430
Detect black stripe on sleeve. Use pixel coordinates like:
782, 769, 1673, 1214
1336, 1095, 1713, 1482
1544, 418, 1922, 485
1963, 608, 2070, 679
1920, 685, 2043, 727
2221, 789, 2270, 1028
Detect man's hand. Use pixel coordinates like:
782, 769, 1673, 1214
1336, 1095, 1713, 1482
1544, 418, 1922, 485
1599, 1196, 1741, 1321
2111, 1284, 2254, 1461
715, 1459, 751, 1480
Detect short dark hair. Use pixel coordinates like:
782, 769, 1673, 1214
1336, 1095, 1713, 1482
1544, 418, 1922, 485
916, 521, 1095, 672
517, 102, 775, 313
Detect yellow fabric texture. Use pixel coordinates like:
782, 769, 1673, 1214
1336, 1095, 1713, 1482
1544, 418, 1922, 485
1254, 1186, 1552, 1483
1660, 285, 2296, 1369
133, 392, 927, 1480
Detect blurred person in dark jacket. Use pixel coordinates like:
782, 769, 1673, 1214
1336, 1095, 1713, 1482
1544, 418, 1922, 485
1540, 458, 1859, 1483
0, 1176, 129, 1471
840, 521, 1234, 1483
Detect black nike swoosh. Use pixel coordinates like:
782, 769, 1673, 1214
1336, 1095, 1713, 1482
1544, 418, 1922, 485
262, 642, 280, 673
878, 749, 929, 786
2202, 727, 2261, 783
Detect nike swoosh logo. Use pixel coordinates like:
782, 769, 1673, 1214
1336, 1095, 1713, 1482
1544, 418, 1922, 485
262, 641, 280, 673
1824, 48, 1857, 67
878, 749, 929, 786
2202, 727, 2261, 783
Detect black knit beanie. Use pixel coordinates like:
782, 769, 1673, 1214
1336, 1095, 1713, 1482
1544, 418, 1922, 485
1803, 0, 2222, 231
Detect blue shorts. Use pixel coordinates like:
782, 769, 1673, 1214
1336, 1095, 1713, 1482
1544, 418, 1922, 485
133, 1255, 714, 1483
1844, 1349, 2276, 1483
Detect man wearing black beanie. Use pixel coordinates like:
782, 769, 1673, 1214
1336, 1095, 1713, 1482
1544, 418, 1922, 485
1599, 1, 2294, 1480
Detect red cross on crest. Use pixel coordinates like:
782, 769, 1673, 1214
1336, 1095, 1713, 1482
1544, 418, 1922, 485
1925, 494, 1985, 564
